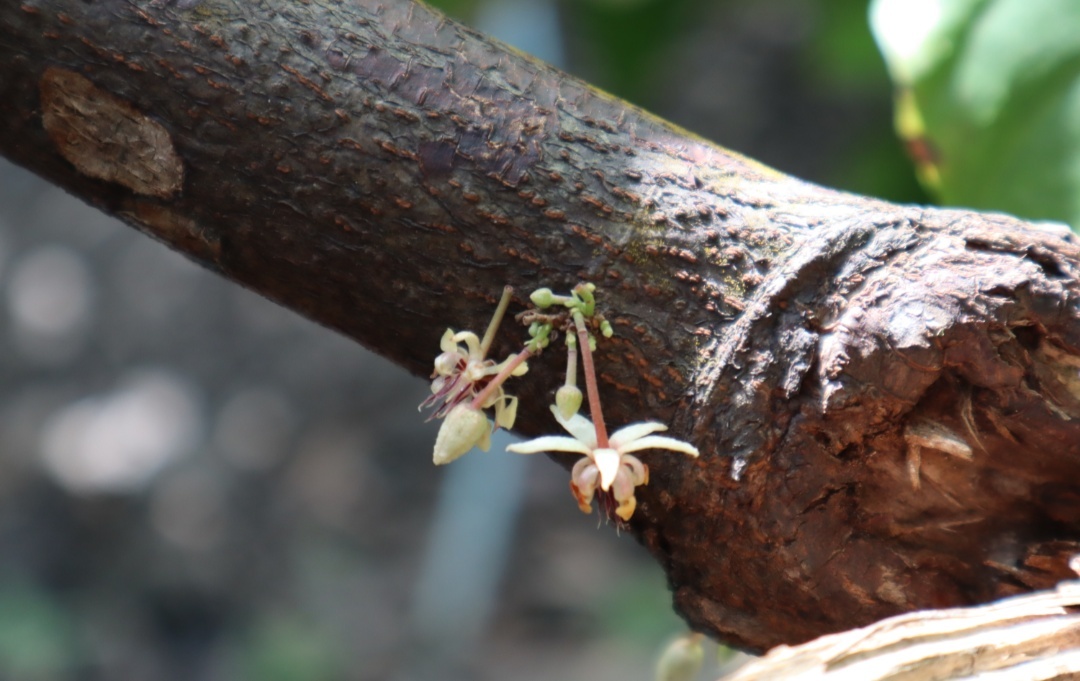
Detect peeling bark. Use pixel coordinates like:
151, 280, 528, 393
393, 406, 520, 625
727, 578, 1080, 679
2, 0, 1080, 653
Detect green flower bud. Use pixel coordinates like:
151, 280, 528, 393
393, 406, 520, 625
600, 320, 613, 338
530, 287, 556, 308
655, 634, 704, 681
555, 385, 583, 420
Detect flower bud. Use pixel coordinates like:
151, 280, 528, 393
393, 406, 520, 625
655, 634, 704, 681
555, 385, 583, 420
433, 404, 491, 465
530, 287, 555, 308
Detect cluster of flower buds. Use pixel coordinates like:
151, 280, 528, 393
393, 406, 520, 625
420, 283, 699, 522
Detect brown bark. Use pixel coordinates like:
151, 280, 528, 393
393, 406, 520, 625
3, 0, 1080, 653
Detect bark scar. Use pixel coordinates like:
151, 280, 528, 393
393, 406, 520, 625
40, 67, 184, 198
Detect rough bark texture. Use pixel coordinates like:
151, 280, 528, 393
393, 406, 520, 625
3, 0, 1080, 653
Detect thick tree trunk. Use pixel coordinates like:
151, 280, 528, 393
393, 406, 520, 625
3, 0, 1080, 653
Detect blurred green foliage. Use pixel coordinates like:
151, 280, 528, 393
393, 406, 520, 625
873, 0, 1080, 230
559, 0, 699, 103
0, 582, 79, 680
233, 614, 344, 681
805, 0, 928, 202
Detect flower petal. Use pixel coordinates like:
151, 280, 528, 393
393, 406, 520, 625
506, 436, 591, 455
592, 448, 621, 490
494, 395, 518, 430
614, 495, 637, 521
622, 454, 648, 485
570, 458, 599, 513
439, 328, 458, 353
612, 466, 636, 501
433, 351, 462, 377
611, 469, 638, 521
550, 405, 598, 449
493, 354, 529, 377
618, 435, 699, 457
571, 457, 599, 492
609, 421, 667, 449
454, 331, 483, 359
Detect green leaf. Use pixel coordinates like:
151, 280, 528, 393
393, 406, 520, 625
871, 0, 1080, 230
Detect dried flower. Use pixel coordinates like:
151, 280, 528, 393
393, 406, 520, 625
506, 406, 699, 520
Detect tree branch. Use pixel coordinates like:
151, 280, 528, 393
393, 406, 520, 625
3, 0, 1080, 653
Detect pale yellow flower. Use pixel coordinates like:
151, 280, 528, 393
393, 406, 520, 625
419, 329, 526, 430
507, 406, 699, 520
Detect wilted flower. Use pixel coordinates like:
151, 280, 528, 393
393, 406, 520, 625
419, 328, 526, 430
506, 406, 699, 520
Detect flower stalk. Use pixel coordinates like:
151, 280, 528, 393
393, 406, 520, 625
479, 285, 513, 357
469, 346, 532, 424
573, 309, 608, 448
555, 336, 582, 420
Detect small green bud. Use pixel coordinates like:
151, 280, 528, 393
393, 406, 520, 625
530, 287, 556, 308
600, 320, 613, 338
655, 634, 704, 681
588, 335, 597, 352
555, 385, 583, 420
528, 322, 552, 344
526, 333, 551, 354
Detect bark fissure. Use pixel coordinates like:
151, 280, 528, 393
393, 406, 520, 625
3, 0, 1080, 653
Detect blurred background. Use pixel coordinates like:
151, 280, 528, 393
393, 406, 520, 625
0, 0, 927, 679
